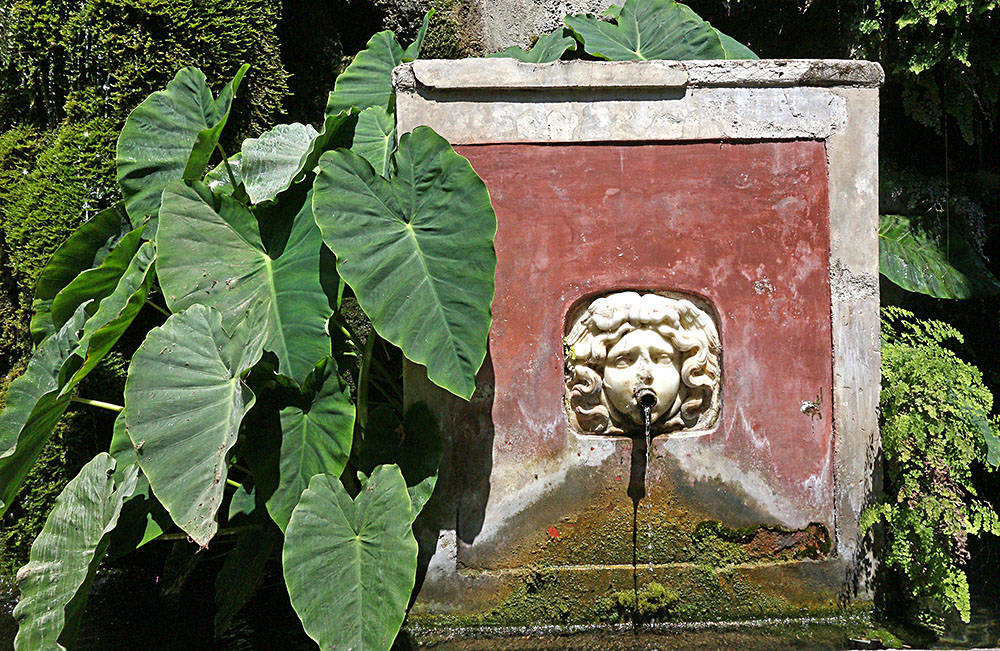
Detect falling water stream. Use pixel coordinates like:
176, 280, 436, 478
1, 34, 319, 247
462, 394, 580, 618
643, 403, 653, 574
628, 390, 657, 621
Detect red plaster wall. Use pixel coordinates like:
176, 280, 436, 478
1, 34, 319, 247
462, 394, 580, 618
456, 141, 833, 550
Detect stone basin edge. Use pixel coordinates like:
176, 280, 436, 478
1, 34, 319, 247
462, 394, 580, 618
394, 59, 885, 92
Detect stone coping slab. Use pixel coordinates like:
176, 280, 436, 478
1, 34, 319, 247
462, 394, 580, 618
394, 59, 885, 91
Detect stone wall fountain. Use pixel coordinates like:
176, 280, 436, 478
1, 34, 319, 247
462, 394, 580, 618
399, 58, 883, 632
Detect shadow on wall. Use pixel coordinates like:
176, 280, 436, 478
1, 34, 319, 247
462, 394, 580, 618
412, 354, 495, 593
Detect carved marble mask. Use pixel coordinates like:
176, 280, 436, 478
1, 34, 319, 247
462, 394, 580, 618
565, 292, 721, 436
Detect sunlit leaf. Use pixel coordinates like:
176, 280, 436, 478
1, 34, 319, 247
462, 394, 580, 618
13, 454, 138, 650
326, 32, 403, 114
124, 304, 264, 546
117, 65, 248, 229
157, 182, 333, 383
879, 214, 1000, 299
565, 0, 728, 60
313, 127, 496, 399
351, 106, 395, 177
240, 123, 319, 204
283, 466, 417, 650
487, 28, 578, 62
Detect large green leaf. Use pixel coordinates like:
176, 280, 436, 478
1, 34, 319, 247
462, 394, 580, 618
487, 28, 579, 62
157, 182, 332, 383
401, 9, 434, 62
205, 152, 244, 196
716, 29, 759, 59
104, 412, 169, 561
13, 453, 138, 650
62, 241, 157, 396
0, 305, 89, 517
269, 357, 355, 530
116, 65, 248, 228
879, 214, 1000, 299
565, 0, 728, 60
351, 106, 396, 177
283, 466, 417, 651
124, 304, 264, 546
31, 203, 132, 343
326, 31, 403, 114
50, 225, 144, 330
325, 14, 431, 113
240, 122, 318, 204
313, 127, 496, 399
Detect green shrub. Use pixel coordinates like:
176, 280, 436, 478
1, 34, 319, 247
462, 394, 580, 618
865, 307, 1000, 635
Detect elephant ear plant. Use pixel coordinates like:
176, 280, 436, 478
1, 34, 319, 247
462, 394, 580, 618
1, 14, 497, 650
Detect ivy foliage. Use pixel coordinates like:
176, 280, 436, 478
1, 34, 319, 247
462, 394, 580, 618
850, 0, 999, 144
865, 307, 1000, 634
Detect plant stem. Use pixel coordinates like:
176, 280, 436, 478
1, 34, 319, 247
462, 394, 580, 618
225, 478, 242, 489
217, 143, 240, 192
147, 300, 170, 317
71, 396, 124, 412
357, 333, 376, 429
154, 524, 259, 542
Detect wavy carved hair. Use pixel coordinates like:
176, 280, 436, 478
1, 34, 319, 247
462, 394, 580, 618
565, 292, 721, 435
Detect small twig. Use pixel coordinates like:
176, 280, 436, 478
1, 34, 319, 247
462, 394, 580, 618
71, 396, 124, 412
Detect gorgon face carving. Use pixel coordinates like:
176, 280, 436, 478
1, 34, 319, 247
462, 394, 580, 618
564, 292, 721, 436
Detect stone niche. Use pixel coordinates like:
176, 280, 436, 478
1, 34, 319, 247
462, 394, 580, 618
398, 59, 883, 630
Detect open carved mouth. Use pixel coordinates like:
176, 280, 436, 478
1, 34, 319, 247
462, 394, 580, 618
635, 388, 657, 410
